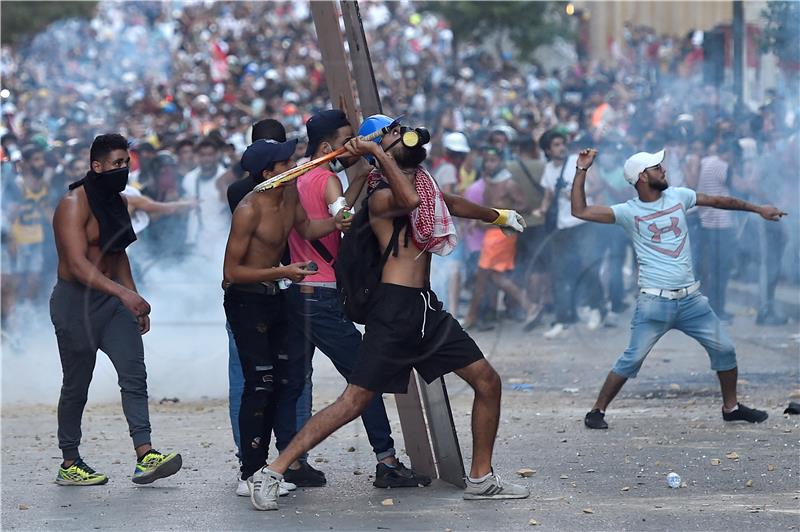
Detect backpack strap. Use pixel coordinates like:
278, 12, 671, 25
309, 239, 335, 264
379, 218, 406, 267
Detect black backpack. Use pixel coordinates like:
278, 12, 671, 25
335, 193, 406, 325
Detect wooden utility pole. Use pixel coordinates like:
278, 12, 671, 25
311, 0, 465, 488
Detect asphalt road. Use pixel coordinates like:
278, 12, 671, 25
2, 294, 799, 531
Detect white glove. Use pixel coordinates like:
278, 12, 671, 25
491, 209, 526, 236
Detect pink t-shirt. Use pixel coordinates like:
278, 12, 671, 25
288, 166, 339, 283
463, 178, 487, 253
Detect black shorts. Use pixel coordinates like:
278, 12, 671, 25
349, 283, 485, 394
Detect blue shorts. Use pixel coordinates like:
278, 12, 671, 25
612, 291, 737, 378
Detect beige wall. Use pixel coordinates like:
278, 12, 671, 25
578, 1, 744, 60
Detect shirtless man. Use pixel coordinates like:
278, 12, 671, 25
222, 138, 348, 502
462, 146, 542, 330
246, 117, 531, 511
50, 133, 182, 486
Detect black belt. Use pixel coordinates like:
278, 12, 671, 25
224, 282, 280, 296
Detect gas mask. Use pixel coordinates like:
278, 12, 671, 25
385, 126, 431, 152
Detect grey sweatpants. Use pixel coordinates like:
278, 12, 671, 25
50, 279, 151, 460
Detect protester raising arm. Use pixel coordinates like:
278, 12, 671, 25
344, 135, 420, 218
570, 148, 616, 224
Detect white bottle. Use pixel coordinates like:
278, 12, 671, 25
667, 472, 681, 488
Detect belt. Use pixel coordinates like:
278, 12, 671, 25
640, 281, 700, 300
224, 281, 280, 296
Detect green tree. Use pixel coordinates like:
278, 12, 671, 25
760, 0, 800, 68
420, 1, 569, 61
1, 1, 97, 45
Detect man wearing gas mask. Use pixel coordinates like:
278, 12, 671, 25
50, 133, 182, 487
283, 109, 430, 489
247, 115, 531, 511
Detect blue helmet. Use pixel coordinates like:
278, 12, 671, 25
358, 114, 401, 163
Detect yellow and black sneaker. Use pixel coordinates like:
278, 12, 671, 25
55, 459, 109, 486
132, 449, 182, 484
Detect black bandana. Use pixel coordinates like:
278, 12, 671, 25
69, 168, 136, 253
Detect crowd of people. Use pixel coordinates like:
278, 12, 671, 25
1, 1, 797, 335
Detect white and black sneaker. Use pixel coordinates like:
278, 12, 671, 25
463, 471, 530, 500
247, 467, 282, 510
238, 473, 294, 497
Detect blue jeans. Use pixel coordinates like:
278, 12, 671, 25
699, 227, 736, 315
226, 321, 243, 456
612, 291, 737, 378
285, 285, 396, 461
552, 223, 604, 322
227, 319, 305, 459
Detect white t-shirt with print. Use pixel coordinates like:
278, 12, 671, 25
540, 154, 586, 230
611, 186, 697, 290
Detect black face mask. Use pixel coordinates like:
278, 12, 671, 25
68, 167, 136, 253
88, 167, 129, 194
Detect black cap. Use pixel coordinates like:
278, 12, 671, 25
304, 109, 350, 157
240, 139, 297, 178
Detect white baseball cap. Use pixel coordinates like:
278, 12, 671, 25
443, 131, 470, 153
623, 149, 665, 185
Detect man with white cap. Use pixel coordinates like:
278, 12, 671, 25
435, 131, 471, 194
430, 131, 472, 313
570, 147, 786, 430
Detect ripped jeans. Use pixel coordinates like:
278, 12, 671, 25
224, 288, 304, 479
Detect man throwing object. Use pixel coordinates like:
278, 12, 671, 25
570, 148, 786, 430
245, 116, 531, 510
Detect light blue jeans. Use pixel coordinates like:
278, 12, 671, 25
612, 291, 737, 378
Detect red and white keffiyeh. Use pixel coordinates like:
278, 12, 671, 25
367, 167, 458, 256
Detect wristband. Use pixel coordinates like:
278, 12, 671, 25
328, 196, 348, 216
576, 165, 589, 172
491, 209, 509, 226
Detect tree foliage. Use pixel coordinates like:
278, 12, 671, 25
760, 0, 800, 68
420, 1, 569, 60
1, 1, 97, 45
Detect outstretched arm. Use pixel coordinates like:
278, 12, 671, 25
570, 148, 616, 224
695, 193, 787, 221
442, 193, 497, 223
124, 192, 198, 216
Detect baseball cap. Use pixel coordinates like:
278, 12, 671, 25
623, 149, 665, 185
304, 109, 350, 157
443, 132, 470, 153
240, 138, 297, 177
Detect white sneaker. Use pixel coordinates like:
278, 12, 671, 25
605, 311, 620, 327
544, 323, 566, 339
463, 472, 530, 500
236, 474, 249, 496
586, 309, 602, 330
248, 467, 281, 510
241, 473, 292, 497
